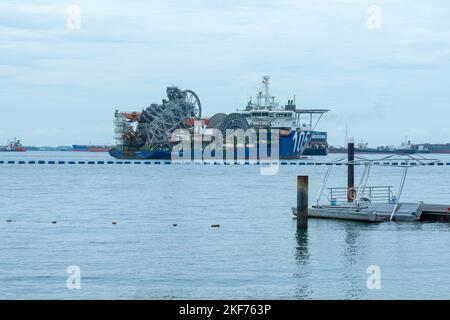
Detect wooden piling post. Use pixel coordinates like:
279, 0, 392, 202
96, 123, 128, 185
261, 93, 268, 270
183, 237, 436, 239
347, 141, 355, 202
297, 176, 308, 229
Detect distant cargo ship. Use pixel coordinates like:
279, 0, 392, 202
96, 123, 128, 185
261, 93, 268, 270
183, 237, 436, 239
72, 145, 111, 152
416, 143, 450, 154
0, 138, 26, 152
329, 140, 416, 154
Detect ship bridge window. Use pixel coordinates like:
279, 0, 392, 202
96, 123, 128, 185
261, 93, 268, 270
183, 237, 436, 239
251, 112, 269, 117
275, 113, 292, 118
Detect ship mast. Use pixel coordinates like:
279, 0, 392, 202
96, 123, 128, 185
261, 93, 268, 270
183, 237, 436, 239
262, 75, 270, 105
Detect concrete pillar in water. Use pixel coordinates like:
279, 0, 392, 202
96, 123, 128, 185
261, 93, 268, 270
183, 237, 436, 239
347, 141, 355, 202
297, 176, 308, 229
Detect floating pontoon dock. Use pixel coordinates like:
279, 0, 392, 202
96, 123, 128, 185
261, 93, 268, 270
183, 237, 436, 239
292, 202, 450, 222
292, 152, 450, 223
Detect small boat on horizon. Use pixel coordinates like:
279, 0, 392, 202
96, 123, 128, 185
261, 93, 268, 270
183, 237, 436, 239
0, 138, 26, 152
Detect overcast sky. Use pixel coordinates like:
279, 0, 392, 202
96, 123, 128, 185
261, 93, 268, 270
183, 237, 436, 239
1, 0, 450, 146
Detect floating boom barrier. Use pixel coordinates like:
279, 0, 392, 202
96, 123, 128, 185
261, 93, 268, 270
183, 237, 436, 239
1, 160, 450, 166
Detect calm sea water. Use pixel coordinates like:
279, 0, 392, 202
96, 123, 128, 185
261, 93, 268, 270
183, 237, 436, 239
0, 152, 449, 299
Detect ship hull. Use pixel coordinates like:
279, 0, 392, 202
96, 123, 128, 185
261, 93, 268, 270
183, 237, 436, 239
109, 149, 172, 160
302, 148, 328, 156
73, 145, 111, 152
88, 147, 111, 152
0, 149, 26, 152
110, 130, 313, 160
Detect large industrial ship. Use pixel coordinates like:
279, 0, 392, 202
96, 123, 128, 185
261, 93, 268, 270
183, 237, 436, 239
109, 77, 328, 160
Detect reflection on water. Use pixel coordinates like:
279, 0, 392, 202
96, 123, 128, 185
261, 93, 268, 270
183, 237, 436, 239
295, 229, 310, 265
294, 230, 313, 299
343, 223, 360, 264
342, 222, 363, 299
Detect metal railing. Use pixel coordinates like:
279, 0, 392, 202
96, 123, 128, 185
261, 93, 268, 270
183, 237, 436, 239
328, 186, 394, 205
